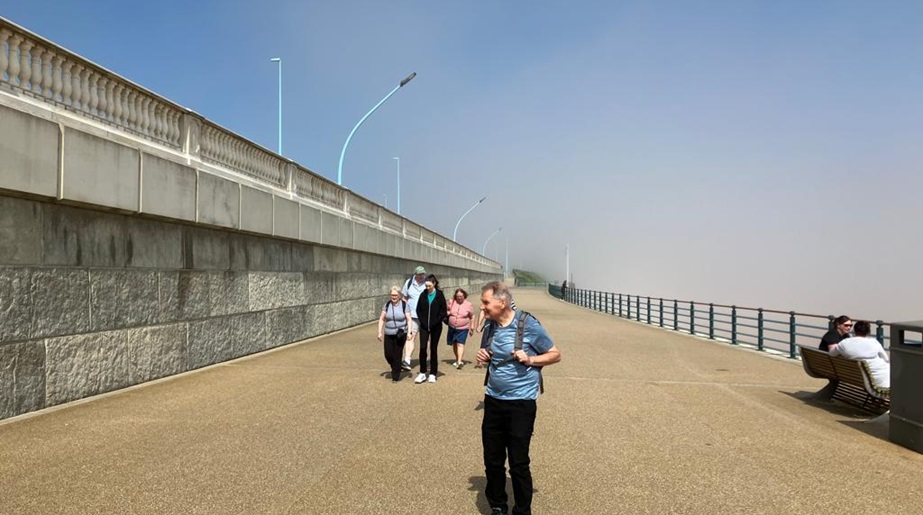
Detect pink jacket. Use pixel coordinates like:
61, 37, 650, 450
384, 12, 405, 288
448, 299, 475, 330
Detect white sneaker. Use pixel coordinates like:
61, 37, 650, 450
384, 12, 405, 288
427, 374, 437, 383
414, 373, 427, 384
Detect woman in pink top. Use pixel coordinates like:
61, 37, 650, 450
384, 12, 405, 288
447, 288, 476, 368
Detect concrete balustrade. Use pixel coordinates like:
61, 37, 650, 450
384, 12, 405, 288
0, 16, 500, 421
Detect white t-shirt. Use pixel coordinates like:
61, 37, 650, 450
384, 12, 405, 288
830, 336, 890, 388
401, 277, 426, 320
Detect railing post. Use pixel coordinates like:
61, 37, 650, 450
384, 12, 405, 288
731, 305, 737, 345
789, 311, 797, 359
708, 303, 715, 339
636, 296, 641, 321
757, 308, 764, 351
659, 298, 664, 327
618, 294, 623, 317
690, 301, 695, 334
876, 320, 885, 345
627, 295, 631, 320
827, 315, 835, 331
646, 297, 651, 324
673, 300, 678, 330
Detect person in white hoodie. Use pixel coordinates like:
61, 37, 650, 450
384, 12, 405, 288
829, 320, 890, 388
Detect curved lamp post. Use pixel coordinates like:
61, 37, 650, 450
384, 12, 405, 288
482, 227, 503, 255
337, 72, 417, 186
453, 195, 487, 242
270, 57, 282, 154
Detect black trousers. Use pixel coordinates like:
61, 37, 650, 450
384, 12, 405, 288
383, 334, 405, 381
418, 324, 443, 376
482, 395, 537, 515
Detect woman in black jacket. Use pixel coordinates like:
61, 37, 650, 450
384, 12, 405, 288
414, 274, 448, 384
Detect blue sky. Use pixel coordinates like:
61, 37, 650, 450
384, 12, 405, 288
3, 1, 922, 321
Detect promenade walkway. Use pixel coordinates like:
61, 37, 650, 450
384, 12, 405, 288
1, 289, 920, 514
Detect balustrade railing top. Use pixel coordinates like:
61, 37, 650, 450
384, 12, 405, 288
0, 16, 497, 269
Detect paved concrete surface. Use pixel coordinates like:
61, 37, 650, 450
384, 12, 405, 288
1, 289, 920, 514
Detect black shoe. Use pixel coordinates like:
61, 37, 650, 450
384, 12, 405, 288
491, 508, 508, 515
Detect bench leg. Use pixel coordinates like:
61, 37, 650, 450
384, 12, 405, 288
809, 379, 839, 400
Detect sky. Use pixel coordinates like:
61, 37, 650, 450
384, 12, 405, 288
2, 1, 922, 322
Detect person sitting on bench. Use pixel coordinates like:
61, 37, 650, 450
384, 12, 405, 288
829, 320, 890, 389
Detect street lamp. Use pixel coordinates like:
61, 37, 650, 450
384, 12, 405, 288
482, 227, 502, 255
393, 157, 401, 214
270, 57, 282, 154
453, 195, 487, 242
337, 72, 417, 186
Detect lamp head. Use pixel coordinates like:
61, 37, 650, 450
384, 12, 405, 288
400, 72, 417, 87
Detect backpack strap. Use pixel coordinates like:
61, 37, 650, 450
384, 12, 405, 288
483, 311, 544, 394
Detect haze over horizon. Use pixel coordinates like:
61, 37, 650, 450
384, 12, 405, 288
3, 1, 920, 322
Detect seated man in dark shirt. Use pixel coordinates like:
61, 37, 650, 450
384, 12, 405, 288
819, 315, 852, 351
814, 315, 852, 399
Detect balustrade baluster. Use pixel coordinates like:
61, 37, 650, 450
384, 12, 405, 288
70, 64, 84, 109
8, 35, 23, 86
788, 312, 796, 358
128, 91, 139, 129
659, 298, 664, 327
61, 61, 73, 106
42, 51, 55, 99
100, 78, 112, 120
636, 295, 640, 321
0, 29, 11, 82
51, 55, 63, 103
19, 40, 32, 90
30, 46, 44, 94
88, 73, 100, 116
112, 84, 124, 124
80, 67, 91, 112
141, 97, 153, 135
647, 297, 651, 324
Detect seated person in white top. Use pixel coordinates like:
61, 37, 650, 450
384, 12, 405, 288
829, 320, 890, 389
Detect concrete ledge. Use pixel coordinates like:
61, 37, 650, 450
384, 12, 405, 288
141, 153, 196, 222
63, 128, 140, 211
0, 103, 59, 198
197, 171, 240, 229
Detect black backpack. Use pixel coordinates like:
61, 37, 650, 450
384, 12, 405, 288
482, 311, 545, 394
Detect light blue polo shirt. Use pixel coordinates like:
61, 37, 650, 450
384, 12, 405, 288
485, 311, 553, 401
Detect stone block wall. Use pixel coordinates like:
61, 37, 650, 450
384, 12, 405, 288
0, 195, 499, 420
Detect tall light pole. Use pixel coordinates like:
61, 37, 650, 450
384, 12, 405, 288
383, 193, 388, 208
505, 237, 509, 275
453, 195, 487, 242
270, 57, 282, 154
393, 157, 401, 214
482, 227, 502, 255
566, 244, 570, 283
337, 72, 417, 186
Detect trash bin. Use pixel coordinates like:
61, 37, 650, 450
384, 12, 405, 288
888, 321, 923, 453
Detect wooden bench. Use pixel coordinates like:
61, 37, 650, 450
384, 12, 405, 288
798, 345, 890, 414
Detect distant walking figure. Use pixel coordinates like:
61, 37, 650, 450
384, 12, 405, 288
414, 275, 447, 384
447, 288, 475, 368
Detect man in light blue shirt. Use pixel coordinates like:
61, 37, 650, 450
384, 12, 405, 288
400, 265, 427, 369
476, 281, 561, 515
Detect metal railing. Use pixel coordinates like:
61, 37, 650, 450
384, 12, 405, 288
549, 285, 915, 358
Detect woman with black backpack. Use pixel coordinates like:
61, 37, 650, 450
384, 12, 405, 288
414, 274, 448, 384
378, 286, 413, 382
